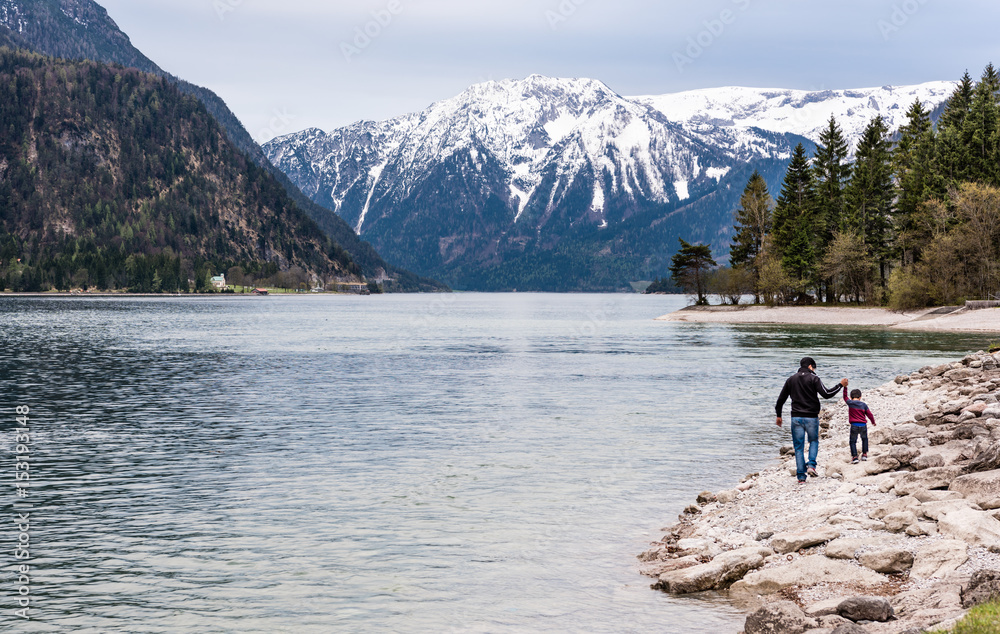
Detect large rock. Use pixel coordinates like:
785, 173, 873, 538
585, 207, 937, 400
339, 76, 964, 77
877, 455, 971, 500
890, 444, 920, 465
920, 500, 981, 522
869, 495, 919, 520
894, 466, 964, 496
914, 489, 965, 503
889, 423, 929, 445
950, 469, 1000, 509
938, 508, 1000, 548
770, 527, 841, 554
910, 540, 969, 580
911, 453, 946, 470
882, 511, 919, 533
825, 538, 865, 560
731, 555, 886, 596
961, 570, 1000, 608
654, 546, 769, 593
858, 547, 914, 574
826, 515, 885, 531
640, 555, 701, 577
744, 600, 817, 634
837, 595, 894, 622
967, 443, 1000, 473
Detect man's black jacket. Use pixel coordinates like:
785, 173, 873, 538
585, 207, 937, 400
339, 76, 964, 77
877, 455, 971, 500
775, 367, 841, 418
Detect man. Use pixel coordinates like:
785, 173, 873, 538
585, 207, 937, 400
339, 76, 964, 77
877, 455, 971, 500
775, 357, 848, 484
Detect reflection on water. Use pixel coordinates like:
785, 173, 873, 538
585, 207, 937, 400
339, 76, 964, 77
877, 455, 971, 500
0, 295, 988, 632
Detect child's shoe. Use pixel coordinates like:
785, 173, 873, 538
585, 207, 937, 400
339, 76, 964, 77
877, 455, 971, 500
851, 456, 859, 464
861, 453, 868, 461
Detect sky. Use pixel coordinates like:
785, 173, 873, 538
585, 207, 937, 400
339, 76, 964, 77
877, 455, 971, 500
97, 0, 1000, 144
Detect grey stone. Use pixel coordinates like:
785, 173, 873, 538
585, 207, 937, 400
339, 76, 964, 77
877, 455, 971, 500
770, 526, 841, 554
913, 489, 965, 503
716, 489, 740, 504
911, 453, 946, 470
640, 555, 702, 577
938, 508, 1000, 548
967, 443, 1000, 473
890, 444, 919, 465
950, 469, 1000, 509
696, 491, 716, 504
961, 569, 1000, 608
883, 511, 919, 532
858, 548, 914, 574
889, 423, 929, 445
731, 555, 886, 596
919, 498, 981, 520
869, 495, 919, 520
825, 538, 865, 560
837, 595, 894, 622
894, 466, 964, 496
744, 600, 817, 634
654, 546, 769, 594
910, 540, 968, 580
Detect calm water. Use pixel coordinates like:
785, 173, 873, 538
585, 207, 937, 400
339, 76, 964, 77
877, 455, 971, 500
0, 294, 990, 633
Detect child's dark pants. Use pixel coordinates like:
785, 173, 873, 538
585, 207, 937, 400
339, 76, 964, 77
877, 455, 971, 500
850, 424, 869, 457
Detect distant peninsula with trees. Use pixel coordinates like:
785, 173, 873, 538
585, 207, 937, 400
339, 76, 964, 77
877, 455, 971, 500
658, 64, 1000, 310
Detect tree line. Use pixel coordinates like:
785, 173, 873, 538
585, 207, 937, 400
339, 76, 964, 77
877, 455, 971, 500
668, 64, 1000, 308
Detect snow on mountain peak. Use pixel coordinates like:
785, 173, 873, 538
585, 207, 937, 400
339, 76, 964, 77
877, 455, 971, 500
631, 81, 957, 148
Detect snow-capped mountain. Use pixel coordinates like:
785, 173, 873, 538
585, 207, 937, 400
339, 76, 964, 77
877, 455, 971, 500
632, 82, 956, 151
264, 76, 954, 291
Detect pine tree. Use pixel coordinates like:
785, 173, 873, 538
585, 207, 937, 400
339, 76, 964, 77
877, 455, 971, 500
772, 143, 818, 295
936, 71, 976, 184
811, 117, 850, 301
669, 238, 717, 305
844, 116, 895, 283
962, 65, 1000, 185
893, 100, 943, 264
729, 171, 773, 303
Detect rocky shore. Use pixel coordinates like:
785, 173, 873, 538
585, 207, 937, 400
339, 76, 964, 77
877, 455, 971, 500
639, 349, 1000, 633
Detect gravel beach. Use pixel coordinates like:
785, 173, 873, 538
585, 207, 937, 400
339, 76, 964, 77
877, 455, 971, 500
657, 305, 1000, 333
639, 349, 1000, 633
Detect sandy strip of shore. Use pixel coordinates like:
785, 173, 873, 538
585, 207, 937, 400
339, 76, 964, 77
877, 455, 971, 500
657, 305, 1000, 333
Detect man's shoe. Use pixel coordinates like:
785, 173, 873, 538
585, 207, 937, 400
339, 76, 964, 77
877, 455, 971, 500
797, 479, 807, 485
807, 467, 818, 477
851, 457, 859, 464
861, 454, 868, 462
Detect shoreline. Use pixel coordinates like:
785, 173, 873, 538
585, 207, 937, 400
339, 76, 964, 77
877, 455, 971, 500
639, 350, 1000, 633
658, 304, 1000, 334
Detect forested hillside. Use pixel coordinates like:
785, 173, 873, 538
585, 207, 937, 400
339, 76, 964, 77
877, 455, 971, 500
0, 0, 443, 290
0, 49, 358, 292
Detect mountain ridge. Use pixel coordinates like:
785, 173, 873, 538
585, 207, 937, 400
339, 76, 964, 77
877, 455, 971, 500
265, 75, 950, 290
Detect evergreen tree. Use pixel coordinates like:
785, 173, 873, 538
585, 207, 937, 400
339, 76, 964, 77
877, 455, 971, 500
771, 143, 818, 293
729, 171, 773, 303
844, 116, 894, 282
893, 100, 943, 264
936, 71, 976, 184
961, 65, 1000, 185
669, 238, 717, 305
811, 117, 850, 301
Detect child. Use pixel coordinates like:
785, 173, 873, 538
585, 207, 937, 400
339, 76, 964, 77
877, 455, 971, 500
844, 386, 876, 464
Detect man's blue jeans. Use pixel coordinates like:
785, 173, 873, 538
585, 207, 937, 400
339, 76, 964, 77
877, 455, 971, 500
791, 417, 820, 481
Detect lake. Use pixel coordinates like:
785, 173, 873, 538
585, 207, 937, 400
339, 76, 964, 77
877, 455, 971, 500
0, 294, 989, 632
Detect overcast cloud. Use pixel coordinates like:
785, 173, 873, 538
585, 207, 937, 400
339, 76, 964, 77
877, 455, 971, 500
97, 0, 999, 142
